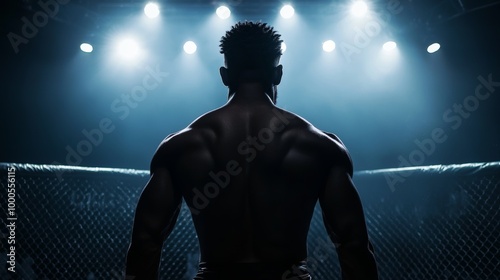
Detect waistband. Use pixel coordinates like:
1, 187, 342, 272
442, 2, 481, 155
193, 260, 311, 280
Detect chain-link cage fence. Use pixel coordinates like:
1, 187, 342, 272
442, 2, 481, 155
355, 163, 500, 280
0, 162, 499, 280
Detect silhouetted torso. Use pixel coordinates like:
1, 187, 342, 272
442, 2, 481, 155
152, 91, 350, 266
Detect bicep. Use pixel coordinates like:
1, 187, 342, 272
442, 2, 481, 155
319, 167, 369, 245
132, 167, 182, 241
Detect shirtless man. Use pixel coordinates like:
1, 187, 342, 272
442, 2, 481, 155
125, 22, 378, 280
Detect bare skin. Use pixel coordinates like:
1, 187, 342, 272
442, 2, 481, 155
125, 76, 378, 279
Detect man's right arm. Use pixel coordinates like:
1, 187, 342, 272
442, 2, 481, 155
125, 136, 182, 280
318, 152, 378, 279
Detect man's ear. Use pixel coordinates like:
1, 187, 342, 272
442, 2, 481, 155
273, 65, 283, 85
220, 67, 229, 86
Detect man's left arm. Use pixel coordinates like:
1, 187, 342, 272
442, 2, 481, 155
125, 162, 182, 280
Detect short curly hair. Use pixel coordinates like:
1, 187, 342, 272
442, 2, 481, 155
220, 21, 283, 72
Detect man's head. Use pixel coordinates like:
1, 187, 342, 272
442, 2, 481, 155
219, 21, 283, 97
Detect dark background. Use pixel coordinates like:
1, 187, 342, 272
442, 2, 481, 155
1, 0, 499, 171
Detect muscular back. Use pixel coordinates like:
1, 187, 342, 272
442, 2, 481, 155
152, 102, 352, 264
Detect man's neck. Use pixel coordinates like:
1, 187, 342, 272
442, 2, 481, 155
228, 83, 275, 105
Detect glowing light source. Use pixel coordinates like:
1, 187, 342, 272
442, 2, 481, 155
216, 5, 231, 19
80, 43, 93, 53
280, 5, 295, 19
351, 1, 368, 17
144, 2, 160, 18
117, 38, 140, 59
427, 43, 440, 53
322, 40, 336, 52
383, 41, 397, 51
183, 41, 197, 54
281, 42, 287, 53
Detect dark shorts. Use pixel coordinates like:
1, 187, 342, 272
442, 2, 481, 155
193, 260, 312, 280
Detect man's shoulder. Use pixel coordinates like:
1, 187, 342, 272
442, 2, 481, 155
271, 107, 309, 127
151, 106, 231, 164
319, 131, 349, 153
150, 127, 210, 170
286, 115, 353, 175
157, 125, 211, 150
271, 107, 349, 150
300, 127, 349, 154
318, 131, 353, 176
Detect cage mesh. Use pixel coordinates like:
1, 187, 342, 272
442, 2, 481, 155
0, 162, 499, 280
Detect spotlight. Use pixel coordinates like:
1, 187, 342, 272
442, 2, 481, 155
322, 40, 336, 52
117, 38, 140, 59
183, 41, 197, 54
144, 2, 160, 18
281, 42, 287, 53
80, 43, 93, 53
383, 41, 397, 51
427, 43, 440, 53
216, 5, 231, 19
351, 1, 368, 17
280, 4, 295, 19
